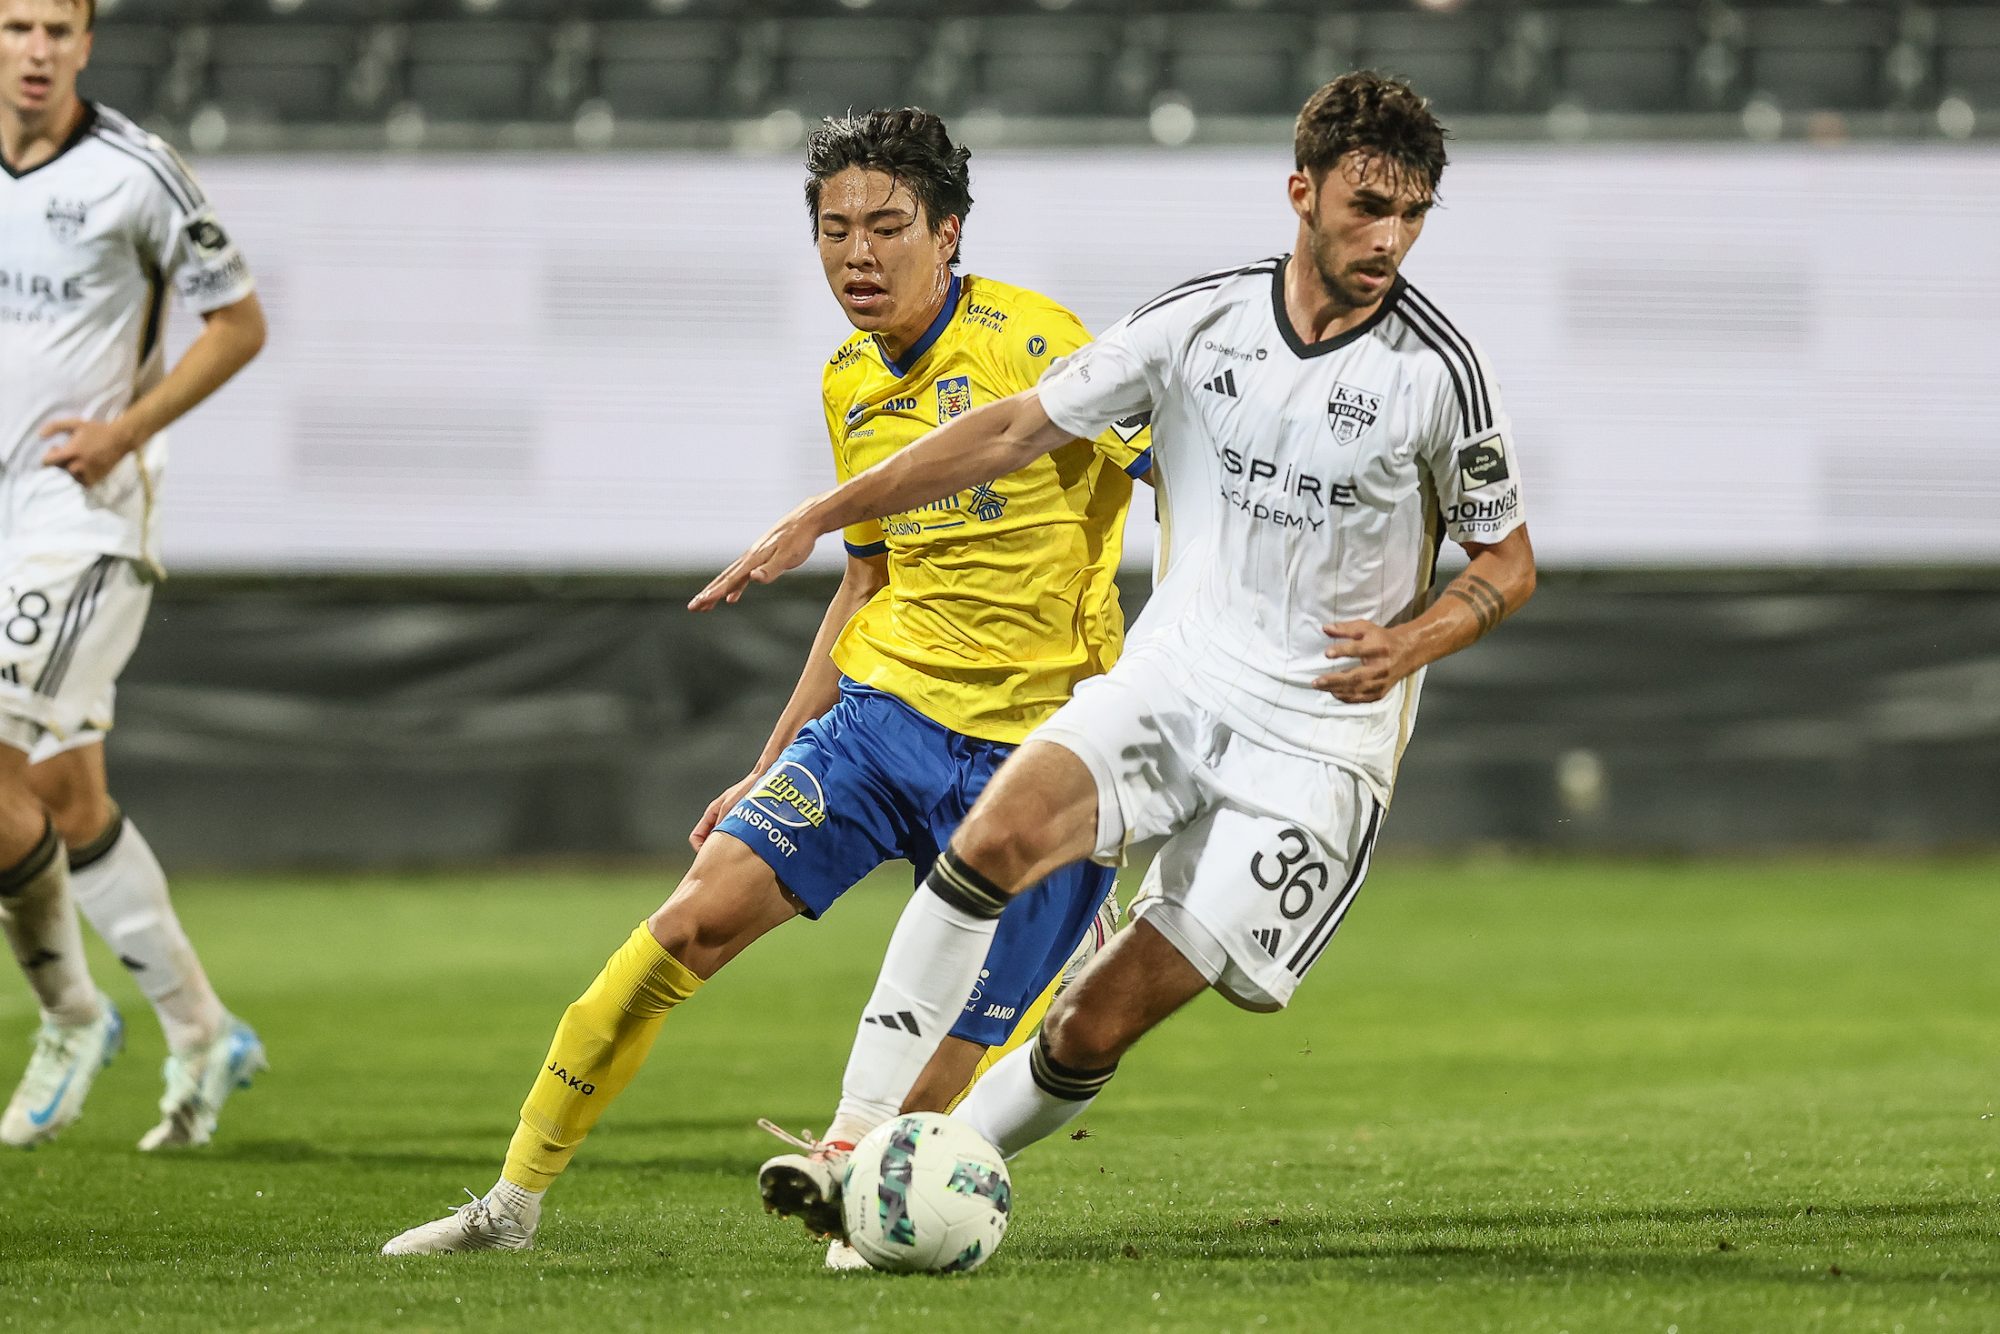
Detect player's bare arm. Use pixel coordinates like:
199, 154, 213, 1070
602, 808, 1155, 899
40, 292, 266, 487
1316, 524, 1537, 703
689, 390, 1071, 611
689, 551, 889, 849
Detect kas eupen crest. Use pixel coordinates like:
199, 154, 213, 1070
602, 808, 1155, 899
1327, 381, 1381, 445
45, 197, 88, 243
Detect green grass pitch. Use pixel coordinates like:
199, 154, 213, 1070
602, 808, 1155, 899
1, 857, 1995, 1333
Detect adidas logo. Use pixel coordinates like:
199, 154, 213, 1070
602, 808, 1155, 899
1253, 927, 1282, 956
1203, 369, 1240, 398
865, 1010, 923, 1036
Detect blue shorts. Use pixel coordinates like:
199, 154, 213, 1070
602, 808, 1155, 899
716, 679, 1115, 1047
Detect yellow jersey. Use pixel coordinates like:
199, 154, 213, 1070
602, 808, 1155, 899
822, 272, 1152, 745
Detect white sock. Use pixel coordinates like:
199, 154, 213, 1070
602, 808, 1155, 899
832, 851, 1009, 1136
70, 817, 225, 1053
0, 822, 102, 1027
487, 1177, 544, 1225
956, 1033, 1116, 1159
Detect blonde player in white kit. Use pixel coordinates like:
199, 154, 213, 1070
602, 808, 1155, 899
698, 72, 1539, 1200
1, 0, 266, 1148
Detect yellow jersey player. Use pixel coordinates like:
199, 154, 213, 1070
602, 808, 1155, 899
381, 107, 1149, 1259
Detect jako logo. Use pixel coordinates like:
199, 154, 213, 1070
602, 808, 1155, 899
547, 1061, 595, 1095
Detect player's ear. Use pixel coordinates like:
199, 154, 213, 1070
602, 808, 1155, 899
1285, 170, 1315, 223
936, 213, 961, 263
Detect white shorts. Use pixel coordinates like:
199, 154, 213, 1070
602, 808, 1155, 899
1032, 648, 1383, 1012
1, 549, 152, 758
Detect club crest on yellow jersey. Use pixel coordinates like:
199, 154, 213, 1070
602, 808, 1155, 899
936, 375, 973, 423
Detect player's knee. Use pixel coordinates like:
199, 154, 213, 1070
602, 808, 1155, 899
644, 899, 726, 976
646, 870, 793, 979
48, 793, 114, 852
1039, 993, 1134, 1073
949, 814, 1036, 894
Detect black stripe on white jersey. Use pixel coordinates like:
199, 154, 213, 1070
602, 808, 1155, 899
1396, 311, 1473, 438
1127, 258, 1282, 325
1400, 286, 1492, 435
32, 557, 115, 698
88, 111, 206, 214
1283, 800, 1383, 977
94, 110, 208, 209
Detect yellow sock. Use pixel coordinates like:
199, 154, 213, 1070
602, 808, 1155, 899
946, 963, 1066, 1113
502, 923, 702, 1191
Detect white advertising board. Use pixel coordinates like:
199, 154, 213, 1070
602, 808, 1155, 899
156, 146, 2000, 570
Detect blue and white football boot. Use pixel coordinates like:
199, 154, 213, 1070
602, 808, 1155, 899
138, 1014, 267, 1151
0, 993, 123, 1147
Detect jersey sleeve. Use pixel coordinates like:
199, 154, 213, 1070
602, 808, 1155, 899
1008, 301, 1152, 478
1418, 336, 1526, 546
1034, 296, 1179, 460
133, 140, 255, 314
822, 365, 887, 558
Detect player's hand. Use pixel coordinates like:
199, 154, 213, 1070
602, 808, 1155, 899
690, 771, 761, 852
40, 418, 140, 488
689, 500, 825, 611
1314, 620, 1419, 703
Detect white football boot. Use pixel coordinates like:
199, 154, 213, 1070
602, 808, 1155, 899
824, 1239, 870, 1271
0, 995, 123, 1148
139, 1016, 268, 1151
757, 1119, 852, 1240
381, 1189, 538, 1255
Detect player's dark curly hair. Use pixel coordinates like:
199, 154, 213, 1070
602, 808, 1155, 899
804, 108, 974, 267
1294, 72, 1450, 196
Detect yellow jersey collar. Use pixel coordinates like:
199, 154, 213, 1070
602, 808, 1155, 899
875, 272, 963, 378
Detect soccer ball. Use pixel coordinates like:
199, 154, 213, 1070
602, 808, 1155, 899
841, 1112, 1011, 1274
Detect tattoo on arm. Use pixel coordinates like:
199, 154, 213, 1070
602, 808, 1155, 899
1442, 573, 1508, 638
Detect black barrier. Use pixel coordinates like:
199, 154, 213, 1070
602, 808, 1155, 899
95, 570, 2000, 869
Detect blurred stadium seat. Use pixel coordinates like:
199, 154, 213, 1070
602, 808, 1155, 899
403, 20, 553, 120
1552, 8, 1702, 115
593, 18, 737, 119
76, 0, 1997, 133
207, 24, 363, 122
969, 15, 1126, 116
770, 17, 930, 117
78, 21, 178, 117
1158, 13, 1310, 117
1937, 7, 2000, 109
1740, 7, 1897, 110
1351, 11, 1503, 115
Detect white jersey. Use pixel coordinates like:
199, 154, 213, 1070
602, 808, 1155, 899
1037, 256, 1526, 798
0, 103, 254, 568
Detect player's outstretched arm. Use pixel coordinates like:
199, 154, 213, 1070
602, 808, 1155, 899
689, 390, 1071, 611
1316, 525, 1537, 703
40, 293, 267, 488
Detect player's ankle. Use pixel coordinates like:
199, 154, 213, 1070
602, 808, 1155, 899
488, 1177, 546, 1223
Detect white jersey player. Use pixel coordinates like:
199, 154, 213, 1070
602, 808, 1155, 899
2, 0, 267, 1149
699, 72, 1539, 1216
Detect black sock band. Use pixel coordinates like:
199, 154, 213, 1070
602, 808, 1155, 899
0, 820, 61, 898
66, 805, 125, 874
1028, 1031, 1118, 1103
926, 848, 1010, 921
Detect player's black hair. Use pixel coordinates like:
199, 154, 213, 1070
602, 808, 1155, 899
804, 108, 973, 267
1294, 72, 1449, 198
